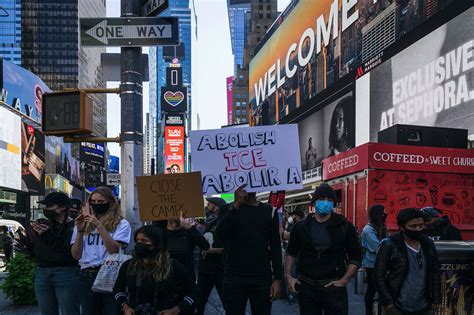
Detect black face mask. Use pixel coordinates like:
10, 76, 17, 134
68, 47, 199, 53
404, 229, 424, 240
134, 243, 155, 259
91, 203, 110, 215
43, 210, 58, 221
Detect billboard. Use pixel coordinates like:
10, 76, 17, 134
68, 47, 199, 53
164, 113, 185, 126
45, 137, 82, 185
249, 0, 455, 124
356, 7, 474, 143
226, 76, 233, 125
80, 142, 105, 166
0, 107, 21, 190
298, 91, 355, 176
161, 86, 188, 112
21, 123, 45, 195
0, 60, 51, 123
164, 126, 185, 174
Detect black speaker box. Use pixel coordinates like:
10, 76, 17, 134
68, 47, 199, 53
377, 125, 468, 149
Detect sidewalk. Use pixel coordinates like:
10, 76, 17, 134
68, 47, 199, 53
0, 272, 365, 315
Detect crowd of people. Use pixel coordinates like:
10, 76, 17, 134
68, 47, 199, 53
17, 182, 464, 315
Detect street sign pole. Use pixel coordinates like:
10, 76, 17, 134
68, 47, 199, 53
121, 0, 143, 241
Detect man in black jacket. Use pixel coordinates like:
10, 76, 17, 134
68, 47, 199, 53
216, 185, 282, 315
374, 208, 441, 315
285, 183, 362, 315
422, 207, 462, 241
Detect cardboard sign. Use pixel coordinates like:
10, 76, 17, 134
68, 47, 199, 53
190, 124, 303, 195
136, 172, 204, 221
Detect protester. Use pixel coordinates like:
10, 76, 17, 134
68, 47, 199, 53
374, 208, 441, 315
27, 192, 80, 315
0, 226, 13, 263
71, 187, 131, 315
216, 185, 283, 315
422, 207, 462, 241
161, 215, 210, 281
196, 197, 227, 315
361, 205, 388, 315
113, 225, 198, 315
69, 198, 82, 220
285, 183, 362, 315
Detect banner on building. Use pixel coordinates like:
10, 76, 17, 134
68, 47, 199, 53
164, 126, 185, 174
21, 123, 45, 195
0, 106, 21, 190
190, 124, 303, 195
226, 76, 233, 125
136, 172, 205, 221
355, 7, 474, 144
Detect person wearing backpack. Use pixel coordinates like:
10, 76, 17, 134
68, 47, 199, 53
113, 225, 198, 315
285, 183, 362, 315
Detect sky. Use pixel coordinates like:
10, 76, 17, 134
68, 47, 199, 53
105, 0, 291, 158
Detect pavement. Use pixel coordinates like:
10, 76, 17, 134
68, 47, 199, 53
0, 271, 366, 315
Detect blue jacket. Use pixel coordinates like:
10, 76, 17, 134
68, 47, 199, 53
360, 224, 381, 268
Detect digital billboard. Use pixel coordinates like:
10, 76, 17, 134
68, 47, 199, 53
161, 86, 187, 112
226, 76, 233, 125
0, 59, 51, 123
0, 106, 22, 190
45, 136, 82, 185
298, 91, 354, 177
355, 7, 474, 144
164, 126, 185, 174
249, 0, 455, 124
21, 123, 45, 195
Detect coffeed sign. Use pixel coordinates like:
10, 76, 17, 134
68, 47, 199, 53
136, 172, 204, 221
190, 125, 303, 195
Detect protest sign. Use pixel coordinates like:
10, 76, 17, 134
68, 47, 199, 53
190, 124, 303, 195
136, 172, 204, 221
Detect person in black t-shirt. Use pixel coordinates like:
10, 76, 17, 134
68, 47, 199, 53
160, 216, 210, 281
216, 185, 283, 315
196, 197, 227, 315
30, 192, 80, 315
114, 225, 198, 315
285, 184, 362, 315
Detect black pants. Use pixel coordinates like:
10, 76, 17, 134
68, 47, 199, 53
297, 281, 348, 315
196, 272, 224, 315
222, 274, 272, 315
386, 306, 434, 315
365, 268, 377, 315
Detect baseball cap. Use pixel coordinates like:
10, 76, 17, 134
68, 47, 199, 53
38, 192, 71, 208
206, 197, 227, 208
421, 207, 442, 219
70, 198, 82, 211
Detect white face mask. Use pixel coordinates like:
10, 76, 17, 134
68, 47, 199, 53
287, 216, 294, 224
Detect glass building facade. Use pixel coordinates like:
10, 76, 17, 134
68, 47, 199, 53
227, 0, 251, 74
149, 0, 192, 174
0, 0, 21, 65
21, 0, 106, 136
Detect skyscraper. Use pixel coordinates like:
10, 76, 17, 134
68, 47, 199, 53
0, 0, 21, 65
227, 0, 278, 125
148, 0, 194, 174
21, 0, 107, 137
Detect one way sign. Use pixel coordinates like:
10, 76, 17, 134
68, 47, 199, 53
80, 17, 179, 47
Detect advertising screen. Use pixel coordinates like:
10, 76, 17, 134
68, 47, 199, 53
45, 136, 82, 185
298, 91, 354, 174
249, 0, 455, 124
226, 76, 233, 125
21, 123, 45, 195
0, 107, 22, 190
161, 86, 188, 112
164, 126, 185, 174
355, 7, 474, 143
0, 59, 51, 123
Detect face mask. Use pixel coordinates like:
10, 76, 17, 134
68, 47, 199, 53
91, 203, 110, 215
404, 229, 424, 240
134, 243, 155, 258
287, 216, 294, 224
43, 210, 58, 221
315, 200, 334, 216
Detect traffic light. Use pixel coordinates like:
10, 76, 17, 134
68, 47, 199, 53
42, 90, 93, 136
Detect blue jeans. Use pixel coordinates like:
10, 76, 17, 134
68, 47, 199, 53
78, 268, 120, 315
34, 266, 80, 315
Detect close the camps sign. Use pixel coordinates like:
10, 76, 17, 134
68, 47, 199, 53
190, 125, 303, 195
136, 172, 204, 221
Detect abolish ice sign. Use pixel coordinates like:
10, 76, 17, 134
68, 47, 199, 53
190, 125, 303, 195
80, 17, 179, 47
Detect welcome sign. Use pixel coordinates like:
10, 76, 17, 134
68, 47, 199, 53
190, 125, 303, 195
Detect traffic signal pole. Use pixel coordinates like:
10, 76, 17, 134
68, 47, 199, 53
120, 0, 143, 237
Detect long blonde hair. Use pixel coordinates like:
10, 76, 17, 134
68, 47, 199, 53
85, 187, 123, 234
